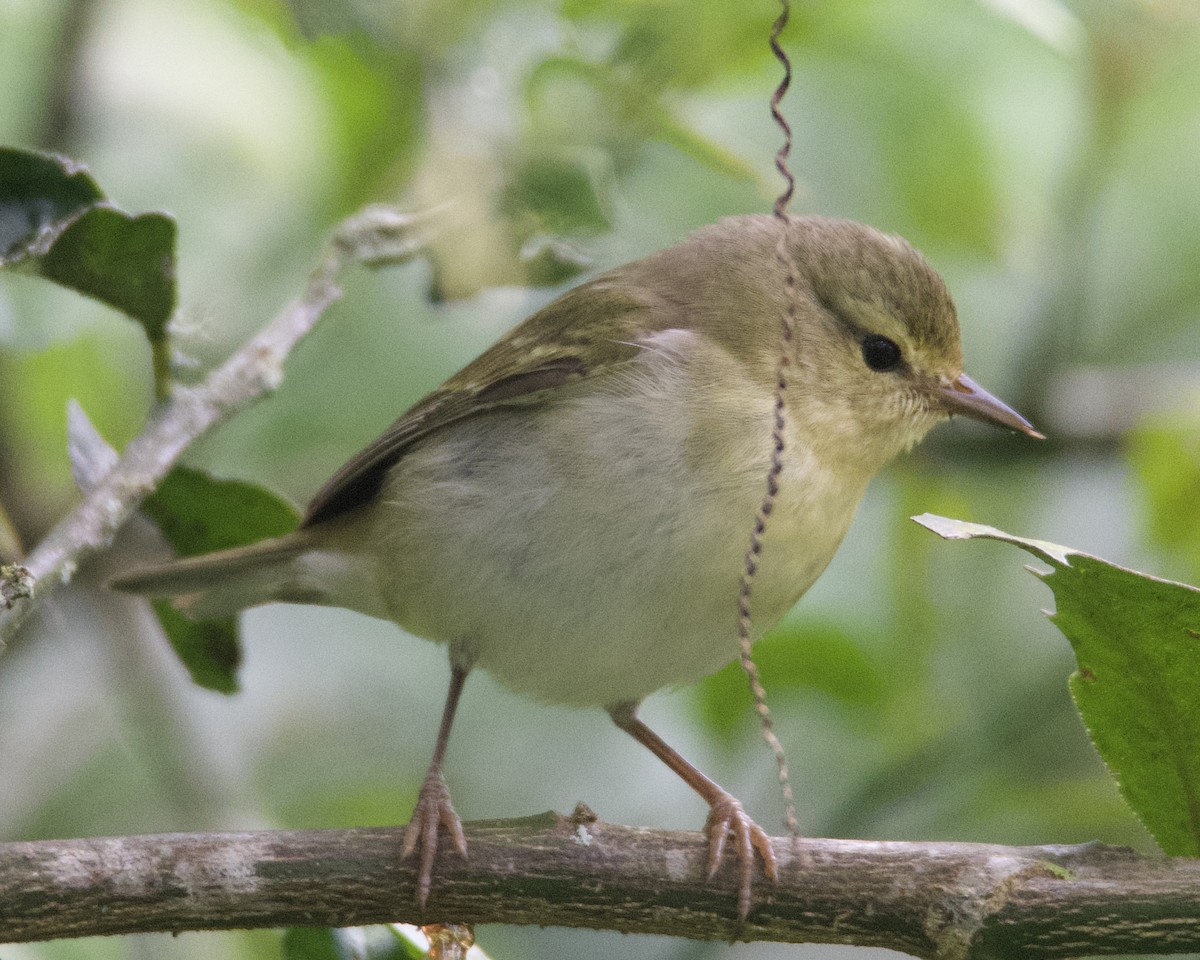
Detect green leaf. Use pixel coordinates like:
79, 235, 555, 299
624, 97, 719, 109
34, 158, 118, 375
915, 512, 1200, 856
501, 156, 612, 237
281, 926, 428, 960
0, 148, 177, 334
143, 466, 300, 557
37, 205, 177, 341
519, 237, 591, 288
379, 928, 429, 960
0, 147, 104, 263
281, 927, 348, 960
561, 0, 771, 88
304, 36, 424, 215
141, 466, 300, 693
0, 146, 178, 397
152, 602, 240, 695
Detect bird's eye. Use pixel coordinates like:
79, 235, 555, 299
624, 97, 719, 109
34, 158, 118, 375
861, 335, 902, 372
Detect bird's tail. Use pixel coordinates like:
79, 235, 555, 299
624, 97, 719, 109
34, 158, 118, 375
110, 534, 314, 620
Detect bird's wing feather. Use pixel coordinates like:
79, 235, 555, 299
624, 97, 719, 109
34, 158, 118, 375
302, 279, 663, 527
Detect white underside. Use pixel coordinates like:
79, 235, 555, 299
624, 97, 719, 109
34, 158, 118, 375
344, 330, 873, 708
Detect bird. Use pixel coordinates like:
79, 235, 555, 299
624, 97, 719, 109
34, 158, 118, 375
112, 213, 1041, 919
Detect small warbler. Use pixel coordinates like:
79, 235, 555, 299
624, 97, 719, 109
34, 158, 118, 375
114, 214, 1041, 918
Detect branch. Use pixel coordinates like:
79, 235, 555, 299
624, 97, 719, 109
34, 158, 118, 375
2, 813, 1198, 958
0, 206, 438, 651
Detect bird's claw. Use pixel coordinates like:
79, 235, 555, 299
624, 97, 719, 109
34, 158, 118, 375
703, 792, 778, 921
402, 771, 467, 908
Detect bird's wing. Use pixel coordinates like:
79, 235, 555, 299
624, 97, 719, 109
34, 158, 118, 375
302, 279, 660, 527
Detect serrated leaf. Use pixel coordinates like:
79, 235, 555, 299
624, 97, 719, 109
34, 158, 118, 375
141, 466, 300, 694
0, 147, 104, 263
915, 512, 1200, 855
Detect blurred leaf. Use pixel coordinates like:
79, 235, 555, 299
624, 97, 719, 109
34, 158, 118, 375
151, 601, 240, 695
0, 146, 177, 399
1127, 418, 1200, 581
916, 513, 1200, 856
821, 61, 997, 252
4, 337, 150, 530
281, 926, 427, 960
37, 206, 177, 342
380, 931, 429, 960
502, 155, 611, 236
561, 0, 772, 88
305, 36, 424, 215
0, 147, 177, 339
694, 621, 886, 740
645, 103, 759, 182
519, 237, 591, 287
223, 6, 424, 215
141, 466, 300, 693
0, 147, 104, 262
281, 0, 374, 40
282, 928, 350, 960
967, 773, 1151, 849
525, 56, 757, 181
143, 465, 300, 556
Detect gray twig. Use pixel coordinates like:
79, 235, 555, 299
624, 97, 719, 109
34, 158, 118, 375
1, 816, 1197, 958
0, 206, 437, 651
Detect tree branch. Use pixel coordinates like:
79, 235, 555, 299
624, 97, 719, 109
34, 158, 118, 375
0, 206, 438, 652
2, 812, 1198, 958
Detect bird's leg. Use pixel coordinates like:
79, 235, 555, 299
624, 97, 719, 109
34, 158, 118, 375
403, 664, 469, 908
609, 702, 778, 920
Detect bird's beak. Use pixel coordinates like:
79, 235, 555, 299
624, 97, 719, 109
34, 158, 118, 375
937, 374, 1045, 439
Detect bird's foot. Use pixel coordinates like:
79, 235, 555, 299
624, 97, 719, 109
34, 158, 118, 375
703, 791, 778, 921
402, 771, 467, 908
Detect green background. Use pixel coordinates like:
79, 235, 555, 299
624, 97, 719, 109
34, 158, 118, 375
2, 0, 1200, 958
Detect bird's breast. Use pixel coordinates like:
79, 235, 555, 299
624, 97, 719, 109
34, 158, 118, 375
371, 330, 870, 707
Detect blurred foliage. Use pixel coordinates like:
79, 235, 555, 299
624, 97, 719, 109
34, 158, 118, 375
1128, 416, 1200, 582
144, 466, 300, 559
698, 621, 888, 741
139, 466, 300, 692
280, 925, 427, 960
1, 0, 1199, 959
0, 148, 104, 261
0, 146, 177, 396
